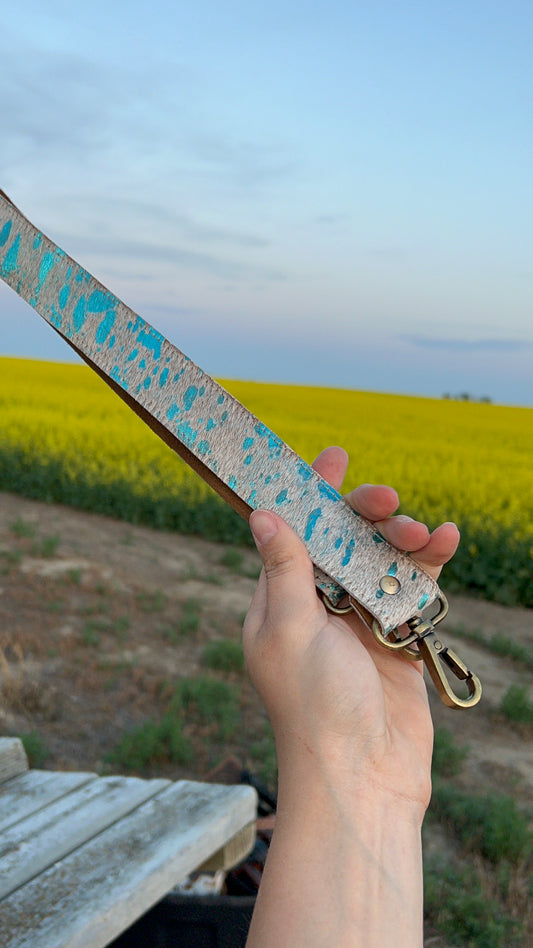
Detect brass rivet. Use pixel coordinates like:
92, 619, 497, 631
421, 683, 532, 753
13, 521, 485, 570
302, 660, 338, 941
379, 575, 401, 595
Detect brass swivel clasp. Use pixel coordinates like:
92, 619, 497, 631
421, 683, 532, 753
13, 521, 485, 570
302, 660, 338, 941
371, 595, 482, 709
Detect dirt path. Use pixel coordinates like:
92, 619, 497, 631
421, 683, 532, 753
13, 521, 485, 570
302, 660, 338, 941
1, 491, 532, 947
0, 490, 531, 799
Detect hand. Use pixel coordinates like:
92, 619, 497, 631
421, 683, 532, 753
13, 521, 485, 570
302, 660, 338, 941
243, 446, 460, 816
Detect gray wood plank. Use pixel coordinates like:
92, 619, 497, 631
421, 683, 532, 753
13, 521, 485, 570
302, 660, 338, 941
197, 819, 256, 872
0, 780, 257, 948
0, 774, 170, 900
0, 738, 28, 783
0, 770, 96, 832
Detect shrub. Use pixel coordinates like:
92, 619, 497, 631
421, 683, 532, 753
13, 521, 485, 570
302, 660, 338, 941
500, 684, 533, 725
202, 639, 245, 674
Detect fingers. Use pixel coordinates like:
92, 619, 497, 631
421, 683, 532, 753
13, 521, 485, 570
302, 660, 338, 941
410, 521, 460, 570
344, 483, 400, 520
247, 510, 320, 633
344, 482, 460, 575
311, 446, 349, 491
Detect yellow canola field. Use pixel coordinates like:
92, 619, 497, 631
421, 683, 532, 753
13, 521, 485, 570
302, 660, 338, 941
1, 357, 531, 605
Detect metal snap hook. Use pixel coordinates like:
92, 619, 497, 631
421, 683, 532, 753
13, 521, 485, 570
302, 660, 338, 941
416, 631, 482, 709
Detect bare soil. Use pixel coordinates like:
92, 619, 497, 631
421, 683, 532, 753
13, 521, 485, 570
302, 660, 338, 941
1, 491, 532, 946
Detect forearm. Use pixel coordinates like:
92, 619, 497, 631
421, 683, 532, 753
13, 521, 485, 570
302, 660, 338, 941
246, 766, 425, 948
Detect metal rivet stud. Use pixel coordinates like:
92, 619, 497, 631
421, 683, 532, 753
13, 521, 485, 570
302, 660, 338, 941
379, 575, 401, 595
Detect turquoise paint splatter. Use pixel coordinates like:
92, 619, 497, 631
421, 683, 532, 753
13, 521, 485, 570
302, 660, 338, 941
127, 348, 139, 362
297, 462, 313, 482
38, 252, 55, 287
342, 538, 355, 567
0, 221, 12, 247
411, 571, 418, 581
197, 440, 210, 455
254, 423, 282, 458
305, 508, 322, 541
244, 455, 253, 465
2, 234, 21, 274
275, 489, 288, 505
206, 418, 216, 431
229, 476, 238, 489
217, 395, 225, 404
243, 437, 254, 449
143, 376, 151, 389
59, 285, 70, 309
87, 290, 109, 313
108, 335, 116, 349
387, 562, 398, 576
159, 367, 169, 387
95, 311, 116, 345
110, 366, 128, 389
373, 532, 385, 544
175, 420, 198, 447
136, 325, 163, 360
183, 386, 198, 411
318, 481, 341, 502
72, 295, 87, 333
376, 589, 385, 599
49, 306, 62, 329
418, 593, 429, 610
221, 411, 228, 422
334, 537, 343, 549
167, 403, 180, 421
33, 232, 43, 250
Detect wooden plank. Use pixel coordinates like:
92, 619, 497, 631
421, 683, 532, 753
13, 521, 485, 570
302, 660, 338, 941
0, 737, 28, 784
0, 770, 95, 833
0, 780, 257, 948
0, 774, 170, 900
197, 819, 256, 872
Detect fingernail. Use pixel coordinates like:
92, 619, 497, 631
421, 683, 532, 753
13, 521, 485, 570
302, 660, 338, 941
250, 510, 279, 547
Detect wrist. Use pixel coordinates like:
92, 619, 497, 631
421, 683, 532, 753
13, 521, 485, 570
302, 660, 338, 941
249, 767, 425, 948
274, 726, 431, 827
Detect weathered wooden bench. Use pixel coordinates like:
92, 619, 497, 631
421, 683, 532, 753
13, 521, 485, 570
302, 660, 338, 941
0, 737, 257, 948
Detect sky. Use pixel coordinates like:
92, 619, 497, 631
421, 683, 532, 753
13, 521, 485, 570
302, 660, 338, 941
1, 0, 532, 406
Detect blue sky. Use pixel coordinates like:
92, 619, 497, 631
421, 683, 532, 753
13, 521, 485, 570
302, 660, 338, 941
1, 0, 532, 405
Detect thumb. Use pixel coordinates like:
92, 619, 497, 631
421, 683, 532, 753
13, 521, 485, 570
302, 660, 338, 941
249, 510, 320, 627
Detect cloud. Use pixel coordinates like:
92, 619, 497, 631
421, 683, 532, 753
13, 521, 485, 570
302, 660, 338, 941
53, 231, 286, 284
398, 334, 533, 353
57, 196, 270, 250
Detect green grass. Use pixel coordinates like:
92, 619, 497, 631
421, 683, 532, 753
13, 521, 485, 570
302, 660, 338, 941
108, 714, 192, 770
430, 783, 532, 865
202, 639, 245, 674
173, 676, 240, 740
135, 589, 167, 613
109, 673, 241, 770
19, 730, 49, 767
219, 548, 245, 572
424, 862, 524, 948
31, 534, 60, 558
9, 517, 37, 538
499, 684, 533, 725
178, 598, 202, 637
432, 726, 469, 778
249, 726, 277, 788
